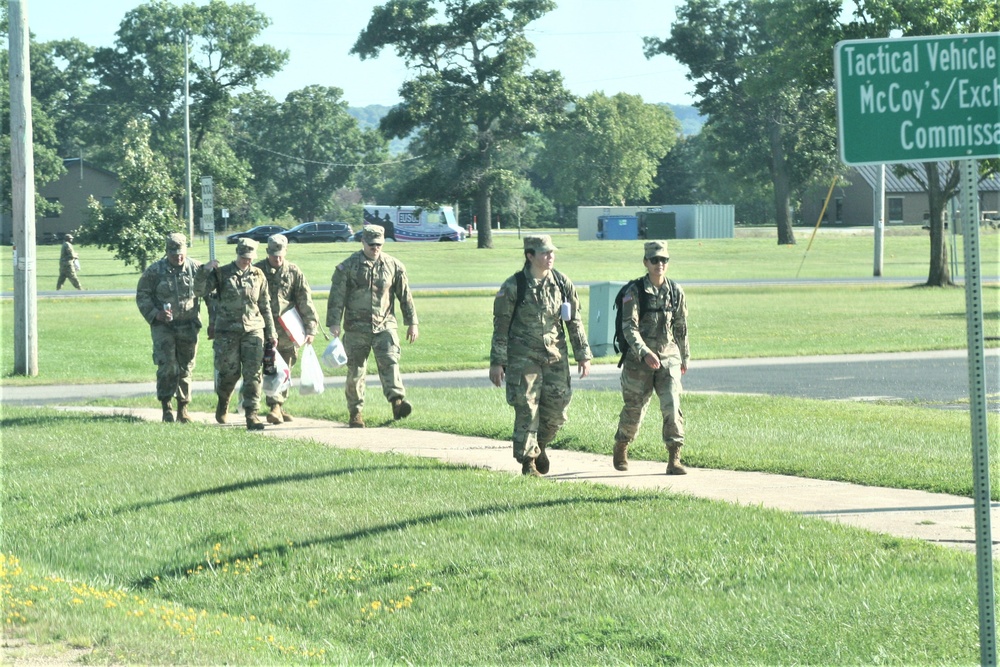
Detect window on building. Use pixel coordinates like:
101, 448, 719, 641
834, 197, 843, 223
100, 196, 114, 207
887, 197, 904, 223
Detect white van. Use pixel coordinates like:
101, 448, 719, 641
362, 205, 466, 242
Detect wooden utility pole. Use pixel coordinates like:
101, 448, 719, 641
10, 0, 38, 376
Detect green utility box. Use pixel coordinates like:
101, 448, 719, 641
638, 211, 676, 239
588, 281, 626, 358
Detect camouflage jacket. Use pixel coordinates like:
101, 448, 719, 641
491, 266, 592, 367
254, 258, 319, 345
194, 261, 276, 338
325, 250, 417, 333
136, 256, 203, 328
60, 242, 78, 267
620, 276, 689, 365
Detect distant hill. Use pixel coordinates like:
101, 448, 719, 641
347, 101, 705, 154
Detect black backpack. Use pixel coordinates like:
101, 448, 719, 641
613, 276, 680, 368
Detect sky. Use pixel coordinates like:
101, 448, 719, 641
25, 0, 696, 107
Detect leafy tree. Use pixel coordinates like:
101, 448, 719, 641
539, 92, 679, 207
650, 134, 706, 205
84, 0, 287, 217
646, 0, 844, 245
79, 119, 181, 271
351, 0, 571, 248
234, 86, 386, 222
847, 0, 1000, 286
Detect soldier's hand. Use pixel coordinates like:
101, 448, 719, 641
205, 259, 220, 270
304, 334, 315, 346
644, 353, 661, 370
329, 325, 341, 339
207, 325, 215, 340
406, 324, 419, 343
578, 360, 591, 379
154, 310, 170, 323
681, 362, 688, 375
489, 364, 505, 387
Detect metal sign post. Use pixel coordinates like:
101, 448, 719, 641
961, 158, 996, 667
200, 176, 215, 261
836, 33, 998, 664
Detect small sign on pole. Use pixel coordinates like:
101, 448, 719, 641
200, 177, 214, 233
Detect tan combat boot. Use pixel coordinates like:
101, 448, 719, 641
215, 393, 231, 424
161, 399, 174, 423
613, 440, 629, 472
391, 398, 412, 420
266, 403, 283, 425
535, 446, 550, 475
521, 457, 542, 477
281, 408, 294, 423
246, 409, 265, 431
176, 401, 192, 424
349, 410, 365, 428
667, 446, 687, 475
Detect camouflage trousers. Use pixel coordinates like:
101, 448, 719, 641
213, 330, 265, 412
150, 322, 199, 403
615, 356, 684, 447
505, 356, 572, 462
344, 329, 404, 413
265, 340, 300, 408
56, 265, 81, 290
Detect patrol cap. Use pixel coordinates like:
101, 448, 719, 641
64, 233, 74, 241
236, 238, 259, 258
267, 233, 288, 257
362, 225, 385, 245
644, 240, 669, 260
523, 234, 557, 253
165, 232, 187, 255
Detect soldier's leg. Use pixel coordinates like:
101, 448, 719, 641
152, 327, 180, 403
615, 359, 655, 444
372, 329, 404, 401
174, 325, 199, 404
239, 331, 266, 412
267, 342, 297, 409
655, 362, 685, 447
536, 357, 573, 448
344, 332, 373, 415
505, 360, 543, 463
56, 271, 66, 290
69, 271, 82, 290
213, 333, 241, 423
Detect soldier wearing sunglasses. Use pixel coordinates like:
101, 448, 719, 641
613, 240, 690, 475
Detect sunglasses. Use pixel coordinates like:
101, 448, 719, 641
648, 257, 669, 265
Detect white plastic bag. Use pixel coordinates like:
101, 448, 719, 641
262, 350, 291, 398
321, 337, 348, 370
299, 345, 325, 395
73, 259, 80, 271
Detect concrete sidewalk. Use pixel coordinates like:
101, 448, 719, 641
68, 405, 1000, 557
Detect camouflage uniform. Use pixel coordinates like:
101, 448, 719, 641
615, 241, 689, 471
326, 227, 417, 415
491, 237, 592, 465
57, 235, 82, 290
135, 234, 203, 407
195, 239, 276, 416
255, 234, 319, 411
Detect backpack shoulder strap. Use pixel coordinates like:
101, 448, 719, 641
666, 278, 680, 315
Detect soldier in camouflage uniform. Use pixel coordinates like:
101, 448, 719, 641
196, 238, 278, 431
490, 235, 592, 477
135, 233, 203, 422
255, 234, 318, 424
326, 225, 418, 428
56, 233, 83, 290
613, 240, 690, 475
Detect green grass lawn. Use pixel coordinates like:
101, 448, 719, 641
1, 406, 986, 665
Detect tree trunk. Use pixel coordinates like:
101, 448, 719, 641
476, 185, 493, 248
768, 119, 796, 245
924, 162, 953, 286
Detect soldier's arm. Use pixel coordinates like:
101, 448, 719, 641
326, 264, 348, 330
135, 269, 159, 324
672, 286, 690, 367
490, 278, 516, 367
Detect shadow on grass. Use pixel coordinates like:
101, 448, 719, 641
57, 462, 449, 527
0, 411, 145, 428
132, 493, 655, 590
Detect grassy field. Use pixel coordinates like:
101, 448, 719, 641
1, 406, 986, 665
2, 229, 998, 663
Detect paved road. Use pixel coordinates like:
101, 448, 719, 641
5, 350, 997, 408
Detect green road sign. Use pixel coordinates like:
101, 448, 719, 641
835, 33, 1000, 165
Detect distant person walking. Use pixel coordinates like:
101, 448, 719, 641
196, 238, 278, 431
255, 234, 318, 424
490, 235, 592, 477
326, 225, 418, 428
56, 233, 82, 290
613, 241, 690, 474
135, 233, 203, 423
